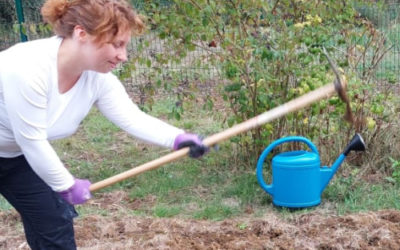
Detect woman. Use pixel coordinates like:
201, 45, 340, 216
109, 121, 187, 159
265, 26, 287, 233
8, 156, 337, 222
0, 0, 207, 249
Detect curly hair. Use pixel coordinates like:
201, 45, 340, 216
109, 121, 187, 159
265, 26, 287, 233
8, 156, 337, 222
41, 0, 145, 44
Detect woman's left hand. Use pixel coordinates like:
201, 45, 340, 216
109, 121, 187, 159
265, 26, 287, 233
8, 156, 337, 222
58, 178, 92, 205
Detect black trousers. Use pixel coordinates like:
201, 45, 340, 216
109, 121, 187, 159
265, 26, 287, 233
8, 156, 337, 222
0, 155, 78, 250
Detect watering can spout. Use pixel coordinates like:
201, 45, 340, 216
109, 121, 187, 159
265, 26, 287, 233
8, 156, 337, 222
343, 133, 366, 156
320, 133, 366, 192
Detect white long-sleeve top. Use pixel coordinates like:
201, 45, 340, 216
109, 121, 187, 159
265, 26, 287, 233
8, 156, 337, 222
0, 36, 184, 192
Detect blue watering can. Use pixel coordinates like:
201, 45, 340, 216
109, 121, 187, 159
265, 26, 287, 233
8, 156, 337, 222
256, 134, 365, 208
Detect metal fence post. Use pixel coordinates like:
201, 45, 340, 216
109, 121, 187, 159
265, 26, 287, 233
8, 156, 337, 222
14, 0, 28, 42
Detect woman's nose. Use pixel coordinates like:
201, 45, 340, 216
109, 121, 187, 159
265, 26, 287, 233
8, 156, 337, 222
117, 48, 128, 62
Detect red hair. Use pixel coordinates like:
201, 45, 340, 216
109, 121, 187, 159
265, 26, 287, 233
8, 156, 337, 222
41, 0, 145, 44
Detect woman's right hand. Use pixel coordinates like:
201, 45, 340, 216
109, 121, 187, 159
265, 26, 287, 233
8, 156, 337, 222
173, 133, 209, 158
58, 178, 92, 205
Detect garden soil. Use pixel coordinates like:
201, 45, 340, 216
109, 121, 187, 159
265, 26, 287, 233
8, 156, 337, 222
1, 191, 400, 250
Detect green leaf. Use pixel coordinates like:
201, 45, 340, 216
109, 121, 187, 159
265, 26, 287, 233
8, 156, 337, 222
261, 49, 274, 61
224, 63, 239, 79
224, 83, 241, 92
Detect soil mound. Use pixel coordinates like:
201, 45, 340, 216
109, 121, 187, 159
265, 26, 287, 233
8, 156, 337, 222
1, 192, 399, 249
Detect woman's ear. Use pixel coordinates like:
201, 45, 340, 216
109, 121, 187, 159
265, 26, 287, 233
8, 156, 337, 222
72, 25, 89, 42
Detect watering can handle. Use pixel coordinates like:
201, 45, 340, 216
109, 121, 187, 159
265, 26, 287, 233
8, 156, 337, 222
256, 136, 319, 195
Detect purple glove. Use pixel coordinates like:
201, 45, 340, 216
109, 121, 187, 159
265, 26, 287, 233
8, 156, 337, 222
173, 133, 209, 158
58, 178, 92, 205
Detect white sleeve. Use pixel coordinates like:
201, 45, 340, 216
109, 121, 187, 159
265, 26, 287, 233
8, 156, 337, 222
95, 74, 184, 148
3, 71, 74, 192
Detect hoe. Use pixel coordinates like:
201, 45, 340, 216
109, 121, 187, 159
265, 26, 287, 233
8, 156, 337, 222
90, 49, 353, 192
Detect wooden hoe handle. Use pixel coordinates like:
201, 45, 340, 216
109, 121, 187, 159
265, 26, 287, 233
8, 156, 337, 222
90, 78, 346, 192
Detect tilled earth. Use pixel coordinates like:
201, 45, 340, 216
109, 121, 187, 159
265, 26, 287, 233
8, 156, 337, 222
1, 191, 400, 250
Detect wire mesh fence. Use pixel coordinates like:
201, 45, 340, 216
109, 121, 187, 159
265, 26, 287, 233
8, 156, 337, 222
1, 1, 400, 85
122, 32, 220, 94
0, 0, 218, 89
353, 2, 400, 81
0, 0, 52, 49
0, 0, 18, 50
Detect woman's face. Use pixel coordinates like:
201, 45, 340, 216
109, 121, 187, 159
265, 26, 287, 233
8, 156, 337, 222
84, 31, 131, 73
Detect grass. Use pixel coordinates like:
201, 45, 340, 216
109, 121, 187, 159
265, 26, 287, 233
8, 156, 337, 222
324, 177, 400, 214
193, 201, 239, 220
0, 196, 13, 210
71, 97, 400, 219
0, 95, 400, 221
48, 99, 274, 219
153, 205, 181, 218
